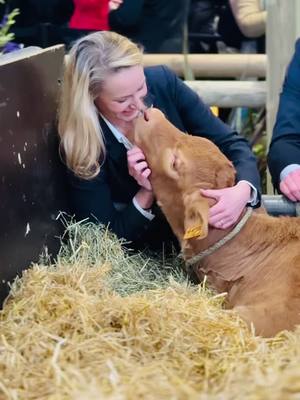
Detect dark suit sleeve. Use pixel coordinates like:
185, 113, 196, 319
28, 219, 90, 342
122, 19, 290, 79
267, 39, 300, 190
162, 66, 261, 196
66, 166, 151, 243
109, 0, 144, 30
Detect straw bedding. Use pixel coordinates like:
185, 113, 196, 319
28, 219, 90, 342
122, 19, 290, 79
1, 220, 300, 399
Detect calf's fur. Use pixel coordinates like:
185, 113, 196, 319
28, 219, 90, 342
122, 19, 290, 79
133, 108, 300, 337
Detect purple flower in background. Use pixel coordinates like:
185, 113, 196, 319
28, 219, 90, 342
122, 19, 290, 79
2, 40, 21, 53
0, 14, 8, 28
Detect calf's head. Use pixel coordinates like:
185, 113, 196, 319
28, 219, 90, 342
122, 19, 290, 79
133, 108, 236, 248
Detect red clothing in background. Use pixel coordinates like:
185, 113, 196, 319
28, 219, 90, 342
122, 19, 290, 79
69, 0, 110, 31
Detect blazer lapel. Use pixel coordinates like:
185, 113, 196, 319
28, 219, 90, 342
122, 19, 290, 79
100, 118, 139, 201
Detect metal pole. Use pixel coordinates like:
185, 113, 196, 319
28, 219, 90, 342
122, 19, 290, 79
262, 195, 300, 216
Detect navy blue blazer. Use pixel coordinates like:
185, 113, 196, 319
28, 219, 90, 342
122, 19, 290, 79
66, 65, 261, 248
268, 39, 300, 190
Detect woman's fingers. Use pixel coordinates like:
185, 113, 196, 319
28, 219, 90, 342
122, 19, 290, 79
127, 148, 152, 190
133, 161, 148, 173
201, 183, 251, 230
280, 171, 300, 201
141, 168, 151, 179
127, 151, 145, 164
280, 180, 298, 201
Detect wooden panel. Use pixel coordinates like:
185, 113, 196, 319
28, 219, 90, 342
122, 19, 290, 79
0, 45, 69, 303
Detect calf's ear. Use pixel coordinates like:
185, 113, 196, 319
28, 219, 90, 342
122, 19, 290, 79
161, 148, 180, 180
216, 160, 236, 188
182, 190, 209, 247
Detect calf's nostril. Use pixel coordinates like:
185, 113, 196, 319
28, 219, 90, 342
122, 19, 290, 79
144, 109, 150, 121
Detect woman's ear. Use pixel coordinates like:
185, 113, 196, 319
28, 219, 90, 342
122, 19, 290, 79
181, 190, 209, 248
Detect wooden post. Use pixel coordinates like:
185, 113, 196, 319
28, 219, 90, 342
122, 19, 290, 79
266, 0, 300, 193
66, 53, 267, 78
142, 53, 266, 78
186, 80, 266, 108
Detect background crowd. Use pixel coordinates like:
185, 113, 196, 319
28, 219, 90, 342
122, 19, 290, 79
0, 0, 266, 54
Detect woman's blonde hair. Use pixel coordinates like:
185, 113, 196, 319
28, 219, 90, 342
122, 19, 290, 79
58, 31, 143, 179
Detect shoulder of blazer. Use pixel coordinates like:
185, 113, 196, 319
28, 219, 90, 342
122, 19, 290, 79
144, 65, 178, 96
295, 38, 300, 57
144, 65, 176, 85
283, 42, 300, 91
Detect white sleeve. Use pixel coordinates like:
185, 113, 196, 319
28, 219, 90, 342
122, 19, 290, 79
132, 196, 155, 221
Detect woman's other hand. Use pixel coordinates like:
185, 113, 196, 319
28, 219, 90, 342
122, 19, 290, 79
280, 169, 300, 202
200, 181, 251, 229
127, 146, 152, 191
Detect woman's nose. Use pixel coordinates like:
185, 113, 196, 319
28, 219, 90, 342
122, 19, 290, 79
130, 96, 146, 110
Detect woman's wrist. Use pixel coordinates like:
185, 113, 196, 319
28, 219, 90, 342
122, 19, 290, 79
135, 187, 154, 210
236, 181, 252, 203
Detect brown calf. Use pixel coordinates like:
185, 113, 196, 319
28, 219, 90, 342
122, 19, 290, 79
133, 108, 300, 337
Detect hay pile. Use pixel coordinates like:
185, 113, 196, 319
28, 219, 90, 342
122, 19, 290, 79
1, 221, 300, 399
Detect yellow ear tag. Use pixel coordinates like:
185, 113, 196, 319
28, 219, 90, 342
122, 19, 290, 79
183, 225, 203, 240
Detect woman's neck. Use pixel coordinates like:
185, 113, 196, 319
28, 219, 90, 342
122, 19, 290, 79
104, 115, 133, 137
116, 121, 134, 137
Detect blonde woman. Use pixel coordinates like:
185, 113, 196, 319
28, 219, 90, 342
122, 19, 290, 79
58, 31, 261, 250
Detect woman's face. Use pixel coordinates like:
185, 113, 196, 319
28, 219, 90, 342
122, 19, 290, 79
95, 65, 148, 124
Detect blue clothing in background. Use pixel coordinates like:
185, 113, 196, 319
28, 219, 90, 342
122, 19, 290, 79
268, 39, 300, 190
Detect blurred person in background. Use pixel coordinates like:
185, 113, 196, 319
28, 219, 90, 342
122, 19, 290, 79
2, 0, 74, 47
229, 0, 266, 39
109, 0, 190, 53
65, 0, 123, 47
218, 0, 266, 53
69, 0, 110, 32
188, 0, 222, 54
268, 39, 300, 202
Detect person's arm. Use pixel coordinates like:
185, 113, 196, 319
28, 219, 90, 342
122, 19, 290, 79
229, 0, 266, 38
279, 166, 300, 201
109, 0, 144, 30
268, 39, 300, 193
162, 65, 261, 195
66, 165, 154, 243
160, 65, 261, 229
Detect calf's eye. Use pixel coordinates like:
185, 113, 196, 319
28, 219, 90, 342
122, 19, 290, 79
172, 155, 177, 170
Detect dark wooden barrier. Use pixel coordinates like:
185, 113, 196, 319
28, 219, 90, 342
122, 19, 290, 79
0, 45, 69, 303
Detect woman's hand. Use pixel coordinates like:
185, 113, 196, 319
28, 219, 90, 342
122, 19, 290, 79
200, 181, 252, 229
280, 169, 300, 202
127, 146, 152, 191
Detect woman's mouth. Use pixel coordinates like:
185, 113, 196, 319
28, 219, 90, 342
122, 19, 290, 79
122, 109, 139, 117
